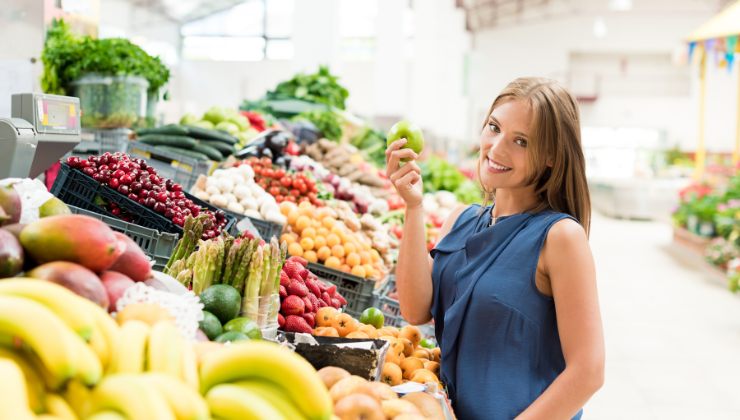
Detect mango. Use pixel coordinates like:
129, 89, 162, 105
20, 215, 123, 273
28, 261, 109, 309
107, 232, 151, 282
0, 229, 23, 277
39, 197, 71, 218
0, 184, 21, 226
100, 271, 135, 312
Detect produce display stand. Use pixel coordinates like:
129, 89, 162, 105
307, 262, 376, 318
68, 205, 178, 271
127, 141, 217, 191
70, 128, 131, 156
224, 208, 284, 240
51, 162, 237, 237
376, 276, 405, 328
283, 332, 390, 381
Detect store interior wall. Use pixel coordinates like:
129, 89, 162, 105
469, 6, 719, 152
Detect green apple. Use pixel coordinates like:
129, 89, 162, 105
419, 337, 436, 349
223, 317, 262, 340
386, 120, 424, 157
359, 307, 385, 329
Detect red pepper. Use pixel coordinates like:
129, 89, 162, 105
240, 110, 267, 132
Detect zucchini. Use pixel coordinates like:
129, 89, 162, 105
135, 124, 189, 137
192, 143, 224, 161
137, 135, 197, 149
184, 125, 238, 144
153, 146, 210, 161
199, 140, 236, 156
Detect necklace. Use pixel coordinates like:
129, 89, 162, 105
489, 205, 539, 227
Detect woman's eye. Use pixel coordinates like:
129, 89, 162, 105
515, 138, 528, 148
488, 123, 499, 133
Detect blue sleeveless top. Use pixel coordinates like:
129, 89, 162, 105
430, 204, 583, 420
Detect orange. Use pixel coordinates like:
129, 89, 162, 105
302, 227, 316, 239
325, 256, 342, 269
288, 242, 304, 257
344, 242, 357, 255
346, 331, 369, 339
279, 201, 296, 216
400, 357, 425, 380
423, 361, 440, 377
304, 250, 318, 263
322, 216, 336, 229
316, 307, 338, 327
314, 235, 327, 249
327, 233, 341, 248
346, 252, 361, 267
331, 245, 345, 259
332, 313, 358, 337
317, 227, 330, 237
315, 326, 339, 337
410, 369, 439, 385
287, 210, 300, 225
398, 338, 414, 357
295, 215, 311, 233
300, 237, 315, 251
358, 324, 379, 339
316, 246, 332, 262
351, 265, 367, 278
370, 249, 381, 262
339, 264, 351, 274
359, 251, 371, 265
280, 233, 296, 244
399, 325, 421, 348
381, 363, 403, 386
363, 264, 376, 279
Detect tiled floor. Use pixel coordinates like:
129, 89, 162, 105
583, 213, 740, 419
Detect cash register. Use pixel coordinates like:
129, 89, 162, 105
0, 93, 81, 178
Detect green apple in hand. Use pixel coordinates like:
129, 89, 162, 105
387, 120, 425, 160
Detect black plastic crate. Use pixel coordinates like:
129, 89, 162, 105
307, 262, 377, 318
127, 141, 215, 191
51, 163, 236, 237
68, 206, 177, 272
224, 208, 284, 240
375, 276, 406, 327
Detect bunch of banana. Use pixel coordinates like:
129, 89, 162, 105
200, 340, 333, 420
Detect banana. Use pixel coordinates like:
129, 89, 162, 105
143, 372, 210, 420
199, 341, 333, 420
0, 296, 102, 386
86, 411, 127, 420
0, 346, 47, 413
109, 320, 149, 374
235, 380, 307, 420
0, 359, 36, 419
181, 342, 200, 391
88, 374, 176, 420
147, 321, 183, 378
206, 384, 288, 420
61, 380, 93, 418
44, 393, 78, 420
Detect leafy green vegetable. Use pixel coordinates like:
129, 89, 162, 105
41, 19, 169, 96
293, 109, 344, 141
420, 155, 468, 193
351, 127, 387, 168
266, 66, 349, 110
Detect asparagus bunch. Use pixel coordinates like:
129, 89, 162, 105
165, 214, 211, 275
242, 238, 286, 326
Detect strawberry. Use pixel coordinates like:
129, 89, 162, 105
336, 293, 347, 306
318, 298, 329, 308
278, 313, 285, 328
307, 293, 321, 310
299, 268, 310, 280
321, 291, 332, 305
285, 315, 312, 334
331, 298, 341, 309
288, 280, 309, 298
305, 279, 322, 297
302, 312, 316, 328
283, 260, 303, 281
279, 285, 287, 298
288, 256, 308, 267
302, 296, 314, 313
318, 280, 329, 292
280, 270, 291, 287
327, 284, 337, 297
281, 295, 305, 316
307, 272, 319, 282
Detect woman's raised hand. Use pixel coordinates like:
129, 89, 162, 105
385, 138, 423, 209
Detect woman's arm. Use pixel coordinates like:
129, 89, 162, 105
397, 204, 467, 325
516, 219, 605, 420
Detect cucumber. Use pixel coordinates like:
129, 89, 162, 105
137, 134, 198, 149
153, 146, 210, 161
198, 140, 236, 156
184, 125, 238, 144
135, 124, 189, 137
192, 143, 224, 161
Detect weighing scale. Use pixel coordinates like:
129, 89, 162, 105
0, 93, 81, 178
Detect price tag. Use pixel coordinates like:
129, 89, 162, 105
171, 160, 193, 173
131, 148, 151, 158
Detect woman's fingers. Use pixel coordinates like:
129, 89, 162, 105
395, 170, 421, 192
389, 161, 421, 184
386, 149, 419, 177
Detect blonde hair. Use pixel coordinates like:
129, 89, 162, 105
478, 77, 591, 235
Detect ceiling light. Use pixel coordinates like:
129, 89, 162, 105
609, 0, 632, 11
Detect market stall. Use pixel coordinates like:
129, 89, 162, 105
0, 17, 475, 419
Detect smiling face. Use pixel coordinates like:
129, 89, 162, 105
478, 98, 534, 192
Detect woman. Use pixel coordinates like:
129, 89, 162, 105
386, 77, 604, 419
